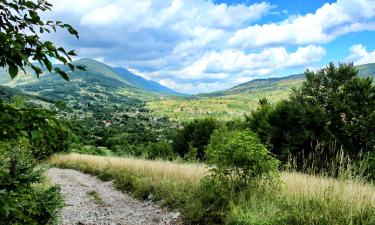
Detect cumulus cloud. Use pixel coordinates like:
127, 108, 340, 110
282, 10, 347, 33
229, 0, 375, 48
346, 44, 375, 65
43, 0, 375, 93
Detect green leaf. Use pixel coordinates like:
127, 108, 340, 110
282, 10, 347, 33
31, 130, 40, 139
8, 64, 19, 79
68, 27, 79, 38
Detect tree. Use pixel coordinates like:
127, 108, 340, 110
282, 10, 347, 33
300, 63, 375, 154
246, 63, 375, 167
173, 118, 219, 160
0, 0, 84, 80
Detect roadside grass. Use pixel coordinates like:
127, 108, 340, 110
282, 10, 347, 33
49, 153, 206, 210
49, 153, 375, 225
87, 190, 104, 205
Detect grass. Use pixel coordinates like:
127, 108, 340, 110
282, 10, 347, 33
87, 190, 104, 205
49, 153, 206, 209
49, 153, 375, 225
147, 89, 291, 122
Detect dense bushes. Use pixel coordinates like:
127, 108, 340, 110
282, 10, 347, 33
0, 102, 70, 159
144, 141, 176, 160
0, 140, 63, 225
246, 63, 375, 176
0, 100, 68, 224
173, 118, 219, 160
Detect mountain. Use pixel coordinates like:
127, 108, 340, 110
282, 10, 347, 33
113, 67, 177, 94
0, 58, 181, 96
0, 58, 185, 117
200, 63, 375, 97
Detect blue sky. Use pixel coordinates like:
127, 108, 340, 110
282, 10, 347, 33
46, 0, 375, 94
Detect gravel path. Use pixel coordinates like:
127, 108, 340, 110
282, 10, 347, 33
47, 168, 182, 225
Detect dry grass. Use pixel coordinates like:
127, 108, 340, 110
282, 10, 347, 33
49, 153, 375, 224
49, 153, 206, 184
282, 172, 375, 208
49, 153, 375, 208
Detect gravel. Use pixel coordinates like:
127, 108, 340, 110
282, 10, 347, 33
47, 168, 182, 225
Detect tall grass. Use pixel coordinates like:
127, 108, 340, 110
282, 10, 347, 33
49, 153, 206, 209
49, 153, 375, 225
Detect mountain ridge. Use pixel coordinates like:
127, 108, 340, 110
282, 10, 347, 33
198, 63, 375, 97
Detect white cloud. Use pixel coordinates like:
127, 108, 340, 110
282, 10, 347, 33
346, 44, 375, 65
175, 45, 325, 80
147, 45, 325, 93
229, 0, 375, 48
43, 0, 375, 93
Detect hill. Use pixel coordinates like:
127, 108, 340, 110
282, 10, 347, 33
113, 67, 177, 94
147, 63, 375, 121
0, 58, 181, 97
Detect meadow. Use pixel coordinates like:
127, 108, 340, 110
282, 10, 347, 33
147, 89, 291, 121
49, 153, 375, 225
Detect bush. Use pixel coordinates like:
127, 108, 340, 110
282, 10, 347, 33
0, 140, 63, 225
0, 102, 70, 160
173, 118, 219, 160
144, 142, 176, 160
185, 129, 280, 223
206, 128, 280, 186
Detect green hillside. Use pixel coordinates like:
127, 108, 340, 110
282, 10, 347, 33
148, 63, 375, 121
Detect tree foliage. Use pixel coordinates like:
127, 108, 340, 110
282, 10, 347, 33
173, 118, 219, 160
0, 101, 70, 159
0, 140, 63, 225
207, 128, 279, 185
246, 63, 375, 168
0, 0, 84, 80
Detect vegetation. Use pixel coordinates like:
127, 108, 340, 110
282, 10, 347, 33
0, 140, 63, 225
147, 63, 375, 122
0, 0, 83, 80
50, 154, 375, 225
246, 63, 375, 177
87, 190, 104, 205
46, 62, 375, 225
0, 101, 70, 159
173, 118, 219, 160
0, 1, 82, 224
2, 14, 375, 224
186, 129, 280, 224
147, 89, 291, 121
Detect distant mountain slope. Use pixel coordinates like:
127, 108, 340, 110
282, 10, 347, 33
113, 67, 178, 94
0, 59, 186, 118
357, 63, 375, 78
200, 63, 375, 97
0, 58, 181, 96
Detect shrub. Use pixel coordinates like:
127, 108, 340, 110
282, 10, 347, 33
0, 140, 63, 225
0, 102, 70, 159
173, 118, 219, 160
144, 142, 176, 160
185, 129, 280, 223
206, 128, 280, 186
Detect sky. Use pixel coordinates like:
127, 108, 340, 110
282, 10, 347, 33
45, 0, 375, 94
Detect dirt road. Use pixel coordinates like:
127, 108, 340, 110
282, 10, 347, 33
47, 168, 181, 225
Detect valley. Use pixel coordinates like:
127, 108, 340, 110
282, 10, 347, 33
2, 59, 375, 225
2, 1, 375, 225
